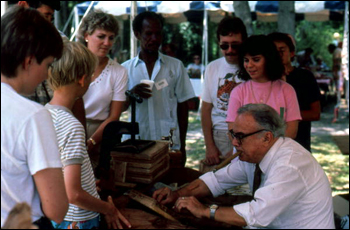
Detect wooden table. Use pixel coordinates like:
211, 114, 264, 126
105, 167, 250, 229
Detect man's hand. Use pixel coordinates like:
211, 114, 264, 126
104, 196, 131, 229
152, 187, 180, 205
205, 144, 221, 165
173, 196, 209, 219
130, 83, 152, 99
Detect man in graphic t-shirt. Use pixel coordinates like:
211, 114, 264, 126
201, 17, 247, 166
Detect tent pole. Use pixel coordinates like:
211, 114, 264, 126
343, 1, 349, 112
198, 2, 208, 118
1, 1, 8, 17
203, 3, 208, 68
62, 9, 75, 36
130, 1, 138, 58
70, 1, 95, 41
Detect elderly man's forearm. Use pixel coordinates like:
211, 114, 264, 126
176, 179, 212, 198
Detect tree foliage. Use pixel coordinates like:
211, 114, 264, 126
295, 21, 344, 68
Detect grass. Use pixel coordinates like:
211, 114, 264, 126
311, 135, 349, 196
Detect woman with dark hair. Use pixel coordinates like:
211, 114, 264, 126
226, 35, 301, 139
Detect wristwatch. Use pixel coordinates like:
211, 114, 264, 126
209, 204, 219, 220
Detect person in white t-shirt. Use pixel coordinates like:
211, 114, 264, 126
77, 10, 128, 168
1, 6, 68, 228
46, 39, 131, 229
201, 17, 247, 166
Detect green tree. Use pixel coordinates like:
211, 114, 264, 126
295, 21, 344, 67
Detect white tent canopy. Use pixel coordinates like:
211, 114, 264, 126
75, 1, 346, 24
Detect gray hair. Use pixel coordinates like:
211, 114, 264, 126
237, 104, 286, 137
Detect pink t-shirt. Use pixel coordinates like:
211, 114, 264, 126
226, 80, 301, 122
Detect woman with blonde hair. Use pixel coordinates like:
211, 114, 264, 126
77, 10, 128, 169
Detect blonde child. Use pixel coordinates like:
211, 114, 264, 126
46, 39, 131, 229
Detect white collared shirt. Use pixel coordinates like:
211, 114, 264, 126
200, 137, 335, 229
122, 52, 195, 149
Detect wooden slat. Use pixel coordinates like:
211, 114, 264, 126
128, 190, 178, 222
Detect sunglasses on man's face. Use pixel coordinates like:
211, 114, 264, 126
219, 43, 241, 51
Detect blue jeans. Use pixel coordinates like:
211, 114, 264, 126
51, 216, 99, 229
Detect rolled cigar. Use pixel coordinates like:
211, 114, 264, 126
214, 151, 241, 171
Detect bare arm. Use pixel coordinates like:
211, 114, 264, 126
153, 179, 212, 205
87, 101, 124, 149
33, 168, 68, 224
201, 101, 220, 165
72, 98, 87, 140
64, 164, 131, 228
285, 120, 299, 139
174, 199, 247, 227
300, 100, 321, 121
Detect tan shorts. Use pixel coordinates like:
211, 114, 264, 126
212, 129, 234, 157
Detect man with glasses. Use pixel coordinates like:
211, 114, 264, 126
153, 103, 334, 229
201, 17, 247, 167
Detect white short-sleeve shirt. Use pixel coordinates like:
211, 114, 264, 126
201, 57, 242, 130
1, 83, 62, 226
83, 58, 128, 121
122, 53, 195, 149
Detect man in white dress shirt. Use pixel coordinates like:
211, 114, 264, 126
153, 103, 335, 229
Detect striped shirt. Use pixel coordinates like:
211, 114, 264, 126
45, 104, 100, 222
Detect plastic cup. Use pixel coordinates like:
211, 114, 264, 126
140, 79, 155, 90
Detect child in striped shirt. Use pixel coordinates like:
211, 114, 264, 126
46, 39, 131, 229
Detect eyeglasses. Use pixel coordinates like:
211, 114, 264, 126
219, 43, 241, 51
227, 129, 270, 145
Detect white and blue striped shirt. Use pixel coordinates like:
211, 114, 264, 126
46, 104, 99, 222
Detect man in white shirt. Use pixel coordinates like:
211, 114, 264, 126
153, 104, 335, 229
122, 12, 195, 166
201, 17, 247, 166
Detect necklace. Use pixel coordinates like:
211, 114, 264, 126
250, 80, 273, 104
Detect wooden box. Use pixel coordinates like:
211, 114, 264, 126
111, 141, 170, 184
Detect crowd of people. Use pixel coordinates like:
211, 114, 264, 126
1, 2, 338, 229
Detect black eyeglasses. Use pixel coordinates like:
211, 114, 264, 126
219, 43, 241, 51
227, 129, 270, 145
